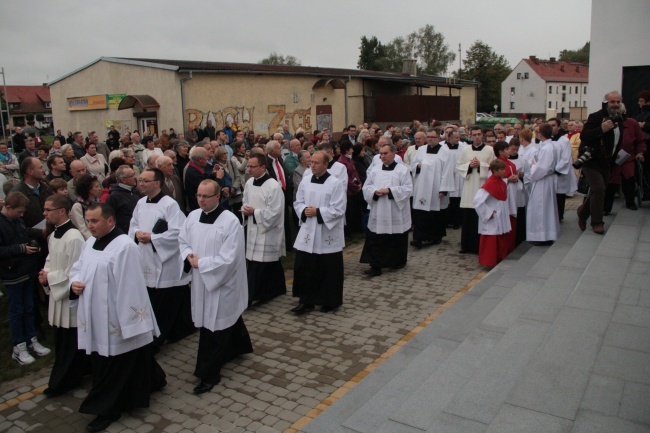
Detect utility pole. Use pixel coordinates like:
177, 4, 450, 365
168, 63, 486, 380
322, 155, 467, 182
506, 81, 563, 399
0, 67, 11, 143
458, 43, 462, 79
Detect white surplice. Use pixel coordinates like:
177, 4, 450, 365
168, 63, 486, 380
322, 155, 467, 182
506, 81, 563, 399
552, 136, 578, 196
525, 139, 560, 241
509, 156, 529, 208
367, 153, 404, 173
445, 142, 468, 198
363, 163, 412, 234
178, 208, 248, 332
69, 233, 159, 356
293, 173, 346, 254
455, 145, 496, 208
129, 195, 190, 289
303, 160, 349, 192
44, 223, 84, 328
242, 176, 286, 262
473, 187, 511, 235
411, 145, 456, 211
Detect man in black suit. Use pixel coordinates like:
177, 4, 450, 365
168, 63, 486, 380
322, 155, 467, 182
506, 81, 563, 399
203, 120, 216, 141
157, 155, 186, 213
18, 136, 37, 165
265, 140, 293, 250
184, 147, 224, 211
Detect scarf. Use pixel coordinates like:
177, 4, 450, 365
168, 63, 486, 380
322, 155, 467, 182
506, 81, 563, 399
482, 174, 507, 201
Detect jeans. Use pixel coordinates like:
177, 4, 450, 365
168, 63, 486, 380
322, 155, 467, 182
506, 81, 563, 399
6, 278, 36, 346
578, 163, 610, 226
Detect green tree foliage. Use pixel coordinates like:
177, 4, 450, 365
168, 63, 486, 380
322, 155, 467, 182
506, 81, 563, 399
358, 25, 455, 75
26, 113, 35, 126
258, 52, 301, 66
559, 42, 590, 64
455, 41, 511, 113
35, 113, 45, 122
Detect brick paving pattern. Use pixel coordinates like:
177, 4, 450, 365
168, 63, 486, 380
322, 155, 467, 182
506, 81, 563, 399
0, 224, 489, 433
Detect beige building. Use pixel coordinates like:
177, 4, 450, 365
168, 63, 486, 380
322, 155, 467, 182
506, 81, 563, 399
48, 57, 478, 138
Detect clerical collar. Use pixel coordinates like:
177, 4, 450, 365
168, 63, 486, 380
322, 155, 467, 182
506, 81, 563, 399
311, 171, 331, 184
327, 160, 335, 169
509, 154, 519, 160
53, 220, 74, 239
382, 161, 398, 171
92, 226, 123, 250
199, 204, 225, 224
253, 173, 271, 187
118, 183, 133, 191
146, 190, 166, 204
426, 144, 441, 154
447, 143, 459, 150
472, 144, 485, 151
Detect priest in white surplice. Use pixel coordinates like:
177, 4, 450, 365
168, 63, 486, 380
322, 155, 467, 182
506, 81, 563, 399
552, 134, 578, 221
69, 203, 166, 432
179, 180, 253, 395
39, 194, 88, 398
443, 130, 468, 229
524, 124, 560, 244
241, 154, 286, 305
129, 168, 194, 351
410, 130, 455, 248
291, 152, 346, 315
360, 143, 412, 277
455, 126, 496, 254
301, 142, 349, 194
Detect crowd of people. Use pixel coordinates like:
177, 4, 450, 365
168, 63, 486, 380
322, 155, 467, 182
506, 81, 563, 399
0, 89, 648, 432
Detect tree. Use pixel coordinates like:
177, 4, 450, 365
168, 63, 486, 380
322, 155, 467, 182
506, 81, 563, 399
258, 52, 301, 66
455, 41, 511, 113
559, 42, 590, 64
36, 113, 45, 123
357, 25, 455, 75
26, 113, 35, 126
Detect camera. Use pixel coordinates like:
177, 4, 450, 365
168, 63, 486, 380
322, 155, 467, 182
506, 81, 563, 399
27, 240, 41, 252
573, 146, 593, 169
606, 115, 623, 125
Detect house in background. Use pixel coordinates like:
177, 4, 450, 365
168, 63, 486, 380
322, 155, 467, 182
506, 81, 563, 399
1, 85, 52, 130
501, 56, 589, 120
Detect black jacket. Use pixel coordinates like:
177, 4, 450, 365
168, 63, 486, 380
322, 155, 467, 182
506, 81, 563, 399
581, 107, 626, 168
11, 181, 52, 228
106, 184, 141, 234
0, 212, 40, 282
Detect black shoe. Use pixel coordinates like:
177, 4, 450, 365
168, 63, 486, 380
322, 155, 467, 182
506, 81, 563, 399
390, 263, 406, 270
429, 238, 442, 245
363, 267, 382, 277
193, 382, 214, 394
42, 387, 68, 398
291, 304, 314, 315
459, 249, 469, 254
627, 203, 638, 210
410, 240, 422, 248
320, 305, 338, 313
86, 414, 121, 432
452, 225, 460, 230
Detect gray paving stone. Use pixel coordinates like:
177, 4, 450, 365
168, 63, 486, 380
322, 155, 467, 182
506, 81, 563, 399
424, 413, 488, 433
595, 224, 640, 258
564, 255, 628, 313
376, 419, 426, 433
593, 346, 650, 385
622, 273, 648, 290
560, 233, 605, 269
519, 266, 584, 323
389, 328, 504, 430
580, 374, 624, 416
444, 319, 550, 424
618, 287, 641, 305
603, 322, 650, 353
570, 409, 650, 433
611, 304, 650, 328
484, 404, 572, 433
506, 307, 611, 420
620, 381, 650, 425
481, 277, 546, 332
526, 243, 572, 279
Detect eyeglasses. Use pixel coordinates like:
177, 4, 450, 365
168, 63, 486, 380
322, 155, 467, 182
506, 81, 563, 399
195, 193, 218, 200
248, 165, 261, 169
427, 136, 439, 139
43, 207, 64, 212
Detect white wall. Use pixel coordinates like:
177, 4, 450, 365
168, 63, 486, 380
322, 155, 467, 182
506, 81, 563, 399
588, 0, 650, 111
501, 60, 546, 115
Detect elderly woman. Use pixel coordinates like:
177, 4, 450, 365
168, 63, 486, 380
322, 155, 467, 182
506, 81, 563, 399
231, 140, 248, 190
80, 142, 108, 183
174, 140, 190, 179
214, 146, 235, 210
0, 141, 19, 179
292, 150, 311, 201
59, 144, 76, 178
70, 174, 102, 240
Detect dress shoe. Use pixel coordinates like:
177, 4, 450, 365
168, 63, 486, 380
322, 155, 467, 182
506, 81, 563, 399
429, 238, 442, 245
593, 225, 605, 235
390, 263, 406, 270
458, 249, 470, 254
627, 203, 638, 210
86, 414, 121, 432
320, 305, 338, 313
42, 387, 68, 398
603, 211, 611, 216
291, 304, 314, 315
363, 267, 382, 277
410, 240, 422, 248
193, 382, 214, 394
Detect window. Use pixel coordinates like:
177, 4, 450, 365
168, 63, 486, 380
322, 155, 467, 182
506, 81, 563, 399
549, 86, 553, 94
517, 73, 521, 79
549, 101, 552, 109
584, 86, 587, 94
583, 101, 586, 107
44, 102, 51, 108
555, 102, 558, 109
524, 73, 529, 79
510, 87, 515, 94
575, 86, 579, 93
569, 87, 572, 94
557, 86, 560, 94
562, 85, 566, 91
562, 94, 566, 102
510, 102, 515, 110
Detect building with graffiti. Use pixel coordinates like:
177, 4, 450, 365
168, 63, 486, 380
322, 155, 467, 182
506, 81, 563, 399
48, 57, 478, 138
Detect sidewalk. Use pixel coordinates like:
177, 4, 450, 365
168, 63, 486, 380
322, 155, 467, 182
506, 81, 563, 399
304, 199, 650, 433
0, 214, 485, 432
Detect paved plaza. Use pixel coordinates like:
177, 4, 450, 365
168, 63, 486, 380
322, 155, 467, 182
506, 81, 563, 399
0, 211, 485, 432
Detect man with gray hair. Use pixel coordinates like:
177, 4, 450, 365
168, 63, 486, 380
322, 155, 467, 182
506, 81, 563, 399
185, 146, 224, 211
66, 160, 87, 201
106, 165, 141, 233
157, 155, 185, 211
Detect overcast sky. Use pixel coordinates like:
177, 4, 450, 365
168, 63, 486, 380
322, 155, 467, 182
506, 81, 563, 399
1, 0, 592, 86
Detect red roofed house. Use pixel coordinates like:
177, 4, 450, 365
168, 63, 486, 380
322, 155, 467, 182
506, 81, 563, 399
1, 85, 52, 130
501, 56, 589, 120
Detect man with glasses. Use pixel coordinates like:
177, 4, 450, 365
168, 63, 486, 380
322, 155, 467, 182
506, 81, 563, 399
185, 147, 224, 212
179, 180, 253, 395
129, 168, 194, 350
455, 126, 496, 254
410, 130, 455, 248
241, 154, 286, 305
106, 165, 141, 233
38, 194, 86, 397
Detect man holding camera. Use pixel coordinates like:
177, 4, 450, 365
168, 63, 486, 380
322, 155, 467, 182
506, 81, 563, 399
577, 91, 637, 234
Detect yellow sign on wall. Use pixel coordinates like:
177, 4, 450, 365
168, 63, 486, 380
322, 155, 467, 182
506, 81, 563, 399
108, 94, 126, 109
67, 95, 108, 111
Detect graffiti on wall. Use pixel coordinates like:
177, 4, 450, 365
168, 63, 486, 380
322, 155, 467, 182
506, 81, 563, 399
185, 104, 313, 136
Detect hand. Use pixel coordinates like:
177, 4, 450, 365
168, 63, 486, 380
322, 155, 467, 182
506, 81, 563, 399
38, 269, 48, 285
438, 192, 446, 199
304, 206, 318, 217
241, 205, 255, 216
637, 153, 645, 162
469, 158, 480, 168
187, 253, 199, 268
639, 122, 645, 129
375, 188, 390, 196
417, 163, 422, 170
508, 174, 519, 183
601, 119, 615, 133
214, 166, 224, 179
71, 281, 85, 296
222, 187, 230, 198
135, 231, 151, 243
25, 245, 40, 254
